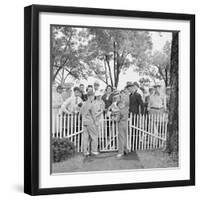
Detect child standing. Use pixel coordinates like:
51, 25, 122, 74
80, 91, 99, 156
93, 91, 105, 126
116, 90, 129, 158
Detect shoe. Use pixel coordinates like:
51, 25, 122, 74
84, 152, 90, 157
124, 150, 129, 155
116, 153, 123, 158
91, 152, 99, 156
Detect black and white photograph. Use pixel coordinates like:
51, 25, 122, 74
0, 0, 198, 198
51, 25, 179, 173
23, 5, 195, 195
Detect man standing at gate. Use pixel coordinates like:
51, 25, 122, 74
127, 82, 144, 115
80, 90, 99, 157
116, 90, 130, 158
126, 82, 144, 151
60, 87, 83, 114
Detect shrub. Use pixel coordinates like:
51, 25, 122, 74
52, 138, 76, 163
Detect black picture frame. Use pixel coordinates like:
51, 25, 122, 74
24, 4, 195, 196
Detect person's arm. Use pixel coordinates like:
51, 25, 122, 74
138, 94, 144, 114
79, 101, 86, 116
60, 98, 71, 113
90, 104, 97, 125
129, 94, 132, 113
163, 95, 167, 111
101, 101, 105, 112
125, 95, 130, 107
147, 96, 151, 111
76, 97, 83, 112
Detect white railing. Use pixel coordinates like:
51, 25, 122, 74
98, 115, 118, 152
52, 111, 168, 152
52, 113, 83, 152
127, 113, 168, 151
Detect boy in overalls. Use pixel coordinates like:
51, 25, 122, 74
116, 90, 129, 158
80, 91, 99, 156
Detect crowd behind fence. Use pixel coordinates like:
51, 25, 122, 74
52, 112, 168, 152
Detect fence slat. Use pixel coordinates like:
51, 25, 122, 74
132, 114, 136, 151
52, 113, 55, 137
144, 114, 148, 150
56, 115, 59, 138
164, 113, 168, 149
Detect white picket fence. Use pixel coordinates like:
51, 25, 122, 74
52, 112, 168, 152
127, 113, 168, 151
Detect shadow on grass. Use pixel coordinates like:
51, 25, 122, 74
122, 151, 140, 161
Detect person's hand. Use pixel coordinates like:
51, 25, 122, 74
64, 110, 70, 115
78, 102, 83, 107
58, 110, 62, 115
94, 122, 98, 127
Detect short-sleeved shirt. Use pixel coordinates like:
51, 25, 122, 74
61, 96, 83, 113
118, 100, 129, 122
93, 100, 105, 116
149, 94, 166, 109
80, 100, 96, 126
52, 92, 63, 109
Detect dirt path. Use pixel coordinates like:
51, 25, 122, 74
52, 152, 143, 173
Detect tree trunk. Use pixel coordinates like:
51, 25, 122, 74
165, 68, 168, 87
104, 60, 108, 84
105, 55, 114, 88
165, 32, 179, 159
52, 67, 62, 82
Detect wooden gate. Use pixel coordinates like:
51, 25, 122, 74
98, 115, 119, 152
52, 112, 168, 152
127, 113, 168, 151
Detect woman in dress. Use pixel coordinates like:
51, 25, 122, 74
102, 85, 113, 113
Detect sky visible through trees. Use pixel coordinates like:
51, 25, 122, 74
51, 25, 172, 89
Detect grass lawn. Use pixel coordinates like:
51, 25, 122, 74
52, 150, 178, 173
137, 150, 178, 169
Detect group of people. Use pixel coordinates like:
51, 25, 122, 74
52, 80, 170, 158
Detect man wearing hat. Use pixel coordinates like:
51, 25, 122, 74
148, 84, 166, 114
79, 83, 87, 101
127, 82, 144, 115
93, 91, 105, 141
116, 91, 130, 157
108, 91, 121, 121
80, 90, 99, 156
56, 85, 63, 94
93, 91, 105, 121
60, 86, 83, 114
93, 81, 100, 99
61, 83, 73, 101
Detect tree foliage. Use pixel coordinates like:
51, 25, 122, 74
151, 41, 171, 86
80, 28, 152, 88
51, 26, 172, 89
137, 40, 171, 86
51, 26, 88, 84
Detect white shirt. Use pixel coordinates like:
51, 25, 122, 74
61, 96, 83, 113
148, 94, 166, 109
52, 92, 63, 109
